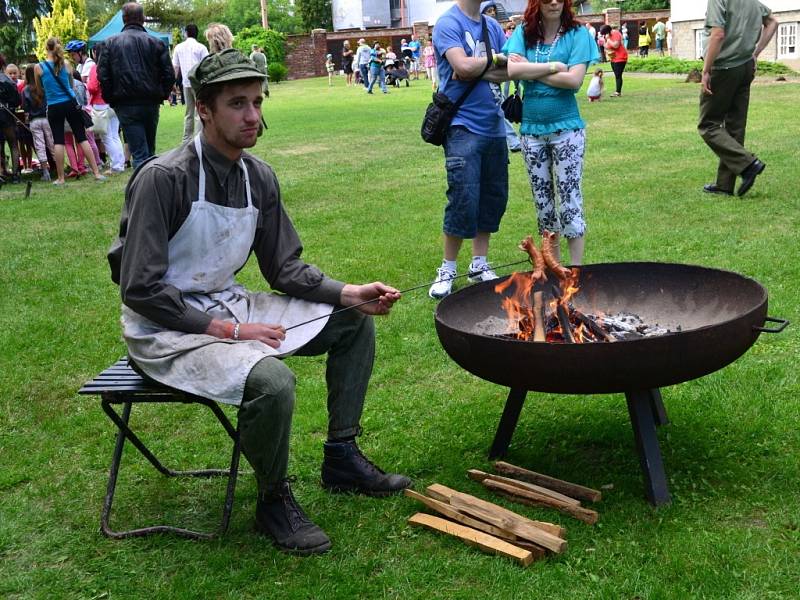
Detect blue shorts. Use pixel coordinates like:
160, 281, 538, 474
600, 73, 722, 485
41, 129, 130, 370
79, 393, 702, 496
655, 38, 664, 51
442, 126, 508, 239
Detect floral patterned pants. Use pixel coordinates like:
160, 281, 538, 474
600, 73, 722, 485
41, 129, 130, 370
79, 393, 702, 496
521, 128, 587, 239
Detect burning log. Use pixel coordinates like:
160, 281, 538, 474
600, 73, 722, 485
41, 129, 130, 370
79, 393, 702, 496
407, 513, 538, 566
555, 302, 575, 343
532, 291, 546, 342
493, 461, 602, 503
573, 309, 615, 343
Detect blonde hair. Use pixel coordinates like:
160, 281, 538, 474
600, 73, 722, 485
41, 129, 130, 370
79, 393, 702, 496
46, 37, 66, 74
205, 23, 233, 54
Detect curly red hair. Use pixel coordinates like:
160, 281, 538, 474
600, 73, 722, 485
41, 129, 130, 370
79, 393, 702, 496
522, 0, 581, 47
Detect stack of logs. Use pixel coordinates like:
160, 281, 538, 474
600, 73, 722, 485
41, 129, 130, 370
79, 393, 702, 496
406, 461, 601, 566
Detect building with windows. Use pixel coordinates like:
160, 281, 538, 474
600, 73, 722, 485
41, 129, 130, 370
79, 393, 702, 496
670, 0, 799, 69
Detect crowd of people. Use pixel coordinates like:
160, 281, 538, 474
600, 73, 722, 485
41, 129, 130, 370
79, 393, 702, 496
329, 34, 436, 93
0, 3, 261, 186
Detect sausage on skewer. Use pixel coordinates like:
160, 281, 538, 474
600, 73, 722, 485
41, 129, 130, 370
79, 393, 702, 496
519, 235, 547, 283
541, 231, 572, 281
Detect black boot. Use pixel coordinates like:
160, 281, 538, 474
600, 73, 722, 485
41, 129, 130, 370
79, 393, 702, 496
255, 479, 331, 555
322, 440, 411, 497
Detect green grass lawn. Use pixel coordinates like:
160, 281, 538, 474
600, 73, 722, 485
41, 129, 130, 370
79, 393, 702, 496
1, 74, 799, 599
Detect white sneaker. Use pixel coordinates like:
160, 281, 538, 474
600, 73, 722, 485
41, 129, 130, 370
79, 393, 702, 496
467, 262, 499, 283
429, 266, 457, 300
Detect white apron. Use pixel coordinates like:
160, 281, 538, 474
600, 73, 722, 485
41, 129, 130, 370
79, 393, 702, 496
122, 137, 332, 406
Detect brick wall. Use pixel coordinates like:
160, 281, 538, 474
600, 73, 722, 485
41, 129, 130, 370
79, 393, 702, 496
284, 9, 671, 79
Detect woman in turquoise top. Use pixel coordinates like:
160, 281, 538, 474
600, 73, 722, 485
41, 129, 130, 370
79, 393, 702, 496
504, 0, 597, 266
34, 37, 104, 185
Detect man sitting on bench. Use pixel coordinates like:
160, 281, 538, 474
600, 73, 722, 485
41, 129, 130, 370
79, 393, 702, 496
107, 49, 411, 555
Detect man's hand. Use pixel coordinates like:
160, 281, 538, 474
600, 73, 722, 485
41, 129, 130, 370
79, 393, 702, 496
701, 71, 713, 95
237, 323, 286, 348
341, 283, 401, 316
205, 319, 285, 348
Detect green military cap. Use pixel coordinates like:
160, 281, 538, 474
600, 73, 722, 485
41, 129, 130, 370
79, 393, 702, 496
188, 48, 266, 93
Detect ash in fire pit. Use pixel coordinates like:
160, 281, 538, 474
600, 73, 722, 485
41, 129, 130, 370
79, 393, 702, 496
589, 312, 679, 341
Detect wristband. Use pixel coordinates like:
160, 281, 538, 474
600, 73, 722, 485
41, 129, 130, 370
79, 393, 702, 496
233, 323, 240, 340
548, 61, 556, 74
492, 53, 499, 66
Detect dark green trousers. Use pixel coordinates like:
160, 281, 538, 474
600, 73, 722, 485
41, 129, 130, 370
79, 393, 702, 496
238, 309, 375, 492
698, 59, 757, 191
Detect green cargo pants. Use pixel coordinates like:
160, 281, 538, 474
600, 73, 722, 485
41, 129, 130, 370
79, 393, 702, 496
237, 308, 375, 492
698, 59, 757, 192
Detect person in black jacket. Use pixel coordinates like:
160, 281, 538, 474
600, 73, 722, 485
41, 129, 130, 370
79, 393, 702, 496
96, 2, 173, 168
0, 53, 22, 183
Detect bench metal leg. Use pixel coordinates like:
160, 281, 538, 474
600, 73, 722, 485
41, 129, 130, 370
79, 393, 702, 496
488, 388, 528, 459
100, 398, 241, 539
625, 389, 671, 507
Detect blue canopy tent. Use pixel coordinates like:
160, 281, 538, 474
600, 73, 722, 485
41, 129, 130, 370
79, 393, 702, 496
88, 10, 172, 49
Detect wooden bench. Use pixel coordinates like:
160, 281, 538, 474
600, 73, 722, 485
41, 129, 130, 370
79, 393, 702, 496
78, 358, 242, 539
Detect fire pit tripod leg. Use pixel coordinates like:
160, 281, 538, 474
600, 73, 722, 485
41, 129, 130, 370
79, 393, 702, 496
625, 389, 671, 506
488, 388, 527, 459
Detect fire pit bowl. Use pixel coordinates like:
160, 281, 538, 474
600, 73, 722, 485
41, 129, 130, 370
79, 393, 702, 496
435, 262, 782, 395
435, 262, 788, 505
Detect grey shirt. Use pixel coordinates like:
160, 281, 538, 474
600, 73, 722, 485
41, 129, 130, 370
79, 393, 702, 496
108, 134, 345, 334
705, 0, 771, 69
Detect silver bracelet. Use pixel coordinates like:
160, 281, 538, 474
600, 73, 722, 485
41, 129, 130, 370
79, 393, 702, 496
233, 323, 240, 340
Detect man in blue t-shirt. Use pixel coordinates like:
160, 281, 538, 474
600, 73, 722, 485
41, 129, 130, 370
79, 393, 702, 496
428, 0, 511, 300
408, 34, 422, 80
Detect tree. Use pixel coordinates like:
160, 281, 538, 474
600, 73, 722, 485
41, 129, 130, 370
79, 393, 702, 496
0, 0, 50, 60
33, 0, 89, 58
296, 0, 331, 31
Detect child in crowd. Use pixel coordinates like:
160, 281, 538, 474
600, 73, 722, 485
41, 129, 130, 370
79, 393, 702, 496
325, 53, 335, 86
587, 69, 604, 102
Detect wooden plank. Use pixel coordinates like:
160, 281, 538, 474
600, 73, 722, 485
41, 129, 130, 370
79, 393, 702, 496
448, 493, 568, 554
483, 480, 599, 525
427, 484, 565, 539
511, 539, 548, 559
494, 461, 602, 503
407, 513, 535, 566
403, 490, 517, 541
468, 469, 581, 506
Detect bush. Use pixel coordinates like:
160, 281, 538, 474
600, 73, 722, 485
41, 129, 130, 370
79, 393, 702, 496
234, 27, 287, 66
624, 56, 797, 76
268, 62, 288, 83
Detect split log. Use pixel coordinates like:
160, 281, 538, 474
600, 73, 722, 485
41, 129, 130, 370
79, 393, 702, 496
426, 484, 565, 538
493, 461, 602, 503
408, 513, 536, 566
448, 493, 567, 553
403, 489, 517, 541
467, 469, 581, 506
483, 479, 599, 525
511, 539, 548, 559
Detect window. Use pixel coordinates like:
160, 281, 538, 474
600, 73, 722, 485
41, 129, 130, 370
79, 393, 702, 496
695, 29, 705, 60
778, 22, 797, 58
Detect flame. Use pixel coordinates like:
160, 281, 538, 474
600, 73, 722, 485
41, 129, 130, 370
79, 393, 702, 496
495, 267, 593, 343
494, 272, 536, 340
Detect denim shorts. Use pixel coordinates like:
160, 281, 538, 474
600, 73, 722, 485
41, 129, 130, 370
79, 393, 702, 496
442, 126, 508, 239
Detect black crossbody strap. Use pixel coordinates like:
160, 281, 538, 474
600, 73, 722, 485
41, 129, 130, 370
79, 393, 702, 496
43, 61, 76, 101
451, 16, 494, 113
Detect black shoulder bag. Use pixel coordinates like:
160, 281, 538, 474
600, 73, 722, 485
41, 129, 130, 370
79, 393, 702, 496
421, 17, 493, 146
44, 61, 93, 130
501, 80, 522, 123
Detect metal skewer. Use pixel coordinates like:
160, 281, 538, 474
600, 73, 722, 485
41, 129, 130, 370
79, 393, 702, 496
284, 258, 531, 332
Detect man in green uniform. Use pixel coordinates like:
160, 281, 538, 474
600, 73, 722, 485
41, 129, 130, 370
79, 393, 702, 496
108, 49, 411, 555
699, 0, 777, 197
